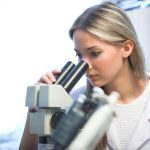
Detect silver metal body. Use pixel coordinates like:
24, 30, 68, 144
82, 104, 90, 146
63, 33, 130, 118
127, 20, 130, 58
25, 84, 73, 135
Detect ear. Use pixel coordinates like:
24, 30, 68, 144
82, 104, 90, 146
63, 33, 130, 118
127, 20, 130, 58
121, 40, 134, 58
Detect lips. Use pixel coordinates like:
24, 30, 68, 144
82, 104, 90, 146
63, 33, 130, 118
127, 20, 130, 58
88, 74, 98, 81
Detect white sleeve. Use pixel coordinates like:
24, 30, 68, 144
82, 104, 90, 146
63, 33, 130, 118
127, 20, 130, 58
70, 86, 86, 101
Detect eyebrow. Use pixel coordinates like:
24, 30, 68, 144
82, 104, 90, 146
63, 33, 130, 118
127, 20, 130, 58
74, 46, 97, 52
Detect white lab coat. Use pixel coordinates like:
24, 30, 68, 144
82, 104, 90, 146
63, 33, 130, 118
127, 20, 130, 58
107, 76, 150, 150
107, 112, 150, 150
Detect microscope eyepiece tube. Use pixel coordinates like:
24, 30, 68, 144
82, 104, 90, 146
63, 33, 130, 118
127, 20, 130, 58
61, 60, 89, 93
55, 61, 75, 85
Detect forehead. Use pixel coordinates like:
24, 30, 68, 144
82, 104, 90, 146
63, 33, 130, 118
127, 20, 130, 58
73, 29, 101, 49
73, 29, 122, 54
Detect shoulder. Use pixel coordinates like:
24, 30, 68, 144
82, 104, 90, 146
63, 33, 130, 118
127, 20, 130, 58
70, 86, 86, 101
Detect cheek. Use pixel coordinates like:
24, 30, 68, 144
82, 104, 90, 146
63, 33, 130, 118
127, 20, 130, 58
94, 51, 123, 73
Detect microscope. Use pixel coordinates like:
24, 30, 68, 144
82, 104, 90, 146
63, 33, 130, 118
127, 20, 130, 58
50, 87, 119, 150
25, 60, 89, 144
25, 60, 119, 150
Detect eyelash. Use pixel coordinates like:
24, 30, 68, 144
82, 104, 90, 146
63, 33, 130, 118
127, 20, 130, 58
75, 53, 82, 58
75, 51, 100, 59
90, 51, 100, 58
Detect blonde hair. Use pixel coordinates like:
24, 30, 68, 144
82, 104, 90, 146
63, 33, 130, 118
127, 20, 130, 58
69, 2, 146, 80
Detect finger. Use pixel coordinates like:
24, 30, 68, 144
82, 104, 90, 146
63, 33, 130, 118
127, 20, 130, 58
52, 69, 61, 76
38, 73, 54, 84
45, 72, 56, 82
36, 82, 47, 85
37, 69, 61, 84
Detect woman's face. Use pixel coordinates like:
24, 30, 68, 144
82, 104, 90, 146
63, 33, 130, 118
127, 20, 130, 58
73, 29, 126, 87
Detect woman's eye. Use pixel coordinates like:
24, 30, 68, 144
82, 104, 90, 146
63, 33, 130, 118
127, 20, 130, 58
75, 53, 82, 59
90, 51, 100, 57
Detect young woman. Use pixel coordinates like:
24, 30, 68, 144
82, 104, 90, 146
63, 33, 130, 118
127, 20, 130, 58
19, 2, 150, 150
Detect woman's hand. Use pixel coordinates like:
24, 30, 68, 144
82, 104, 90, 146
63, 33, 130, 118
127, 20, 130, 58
37, 69, 61, 84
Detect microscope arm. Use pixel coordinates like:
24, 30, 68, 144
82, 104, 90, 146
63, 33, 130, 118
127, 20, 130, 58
67, 90, 119, 150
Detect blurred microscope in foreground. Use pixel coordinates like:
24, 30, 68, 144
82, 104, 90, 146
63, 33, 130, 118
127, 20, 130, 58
25, 60, 120, 150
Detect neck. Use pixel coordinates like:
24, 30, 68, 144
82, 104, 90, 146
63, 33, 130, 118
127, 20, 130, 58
103, 71, 147, 104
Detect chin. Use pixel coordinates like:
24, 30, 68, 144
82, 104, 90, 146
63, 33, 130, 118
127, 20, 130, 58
90, 81, 103, 87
